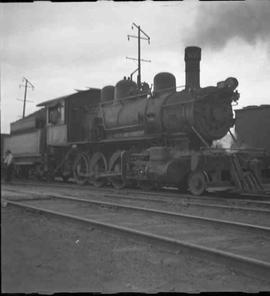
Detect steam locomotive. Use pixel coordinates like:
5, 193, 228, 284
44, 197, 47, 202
3, 46, 267, 195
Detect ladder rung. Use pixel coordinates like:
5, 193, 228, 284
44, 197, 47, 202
230, 154, 264, 194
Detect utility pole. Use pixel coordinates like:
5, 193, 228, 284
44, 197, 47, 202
19, 77, 34, 118
127, 23, 150, 89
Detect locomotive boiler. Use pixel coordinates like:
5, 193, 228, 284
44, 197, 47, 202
101, 47, 238, 147
4, 46, 266, 195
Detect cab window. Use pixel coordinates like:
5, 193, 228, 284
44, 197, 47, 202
48, 102, 65, 125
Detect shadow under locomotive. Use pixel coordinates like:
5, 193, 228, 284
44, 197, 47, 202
3, 47, 269, 195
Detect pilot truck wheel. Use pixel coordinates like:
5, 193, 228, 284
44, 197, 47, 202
188, 170, 207, 196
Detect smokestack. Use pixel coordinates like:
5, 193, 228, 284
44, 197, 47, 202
185, 46, 201, 90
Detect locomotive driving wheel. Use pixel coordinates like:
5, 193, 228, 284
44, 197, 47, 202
109, 150, 128, 189
73, 152, 90, 185
188, 170, 207, 196
89, 152, 108, 187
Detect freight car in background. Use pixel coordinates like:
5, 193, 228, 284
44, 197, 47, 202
234, 105, 270, 183
2, 46, 268, 195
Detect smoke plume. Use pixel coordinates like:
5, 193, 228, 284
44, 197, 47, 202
184, 1, 270, 51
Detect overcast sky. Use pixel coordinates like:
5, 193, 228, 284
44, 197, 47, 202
1, 0, 270, 133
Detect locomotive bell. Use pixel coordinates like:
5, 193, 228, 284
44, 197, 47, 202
185, 46, 201, 90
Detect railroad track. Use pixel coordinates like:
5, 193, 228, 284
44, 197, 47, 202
3, 180, 270, 206
5, 183, 270, 208
3, 179, 270, 201
103, 192, 270, 211
4, 185, 270, 227
2, 188, 270, 282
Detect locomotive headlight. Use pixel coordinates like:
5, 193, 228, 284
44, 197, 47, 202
224, 77, 238, 91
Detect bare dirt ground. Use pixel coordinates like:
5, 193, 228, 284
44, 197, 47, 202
2, 188, 270, 293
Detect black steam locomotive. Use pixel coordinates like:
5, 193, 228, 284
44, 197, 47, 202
3, 47, 266, 195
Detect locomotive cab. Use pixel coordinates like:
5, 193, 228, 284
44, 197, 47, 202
38, 88, 101, 145
38, 96, 68, 146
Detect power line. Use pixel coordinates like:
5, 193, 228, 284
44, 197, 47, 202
127, 23, 151, 89
19, 77, 34, 118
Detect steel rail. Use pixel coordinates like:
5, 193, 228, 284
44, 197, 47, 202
4, 185, 270, 217
129, 189, 270, 202
3, 180, 270, 201
105, 193, 270, 213
174, 201, 270, 214
39, 193, 270, 234
4, 186, 270, 217
6, 189, 270, 235
3, 181, 270, 208
5, 199, 270, 282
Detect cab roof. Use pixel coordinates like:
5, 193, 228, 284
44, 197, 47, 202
37, 88, 100, 107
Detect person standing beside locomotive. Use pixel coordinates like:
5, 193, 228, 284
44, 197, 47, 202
4, 150, 14, 183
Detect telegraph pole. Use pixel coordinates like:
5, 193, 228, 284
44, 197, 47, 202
138, 26, 141, 87
127, 23, 150, 89
19, 77, 34, 118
